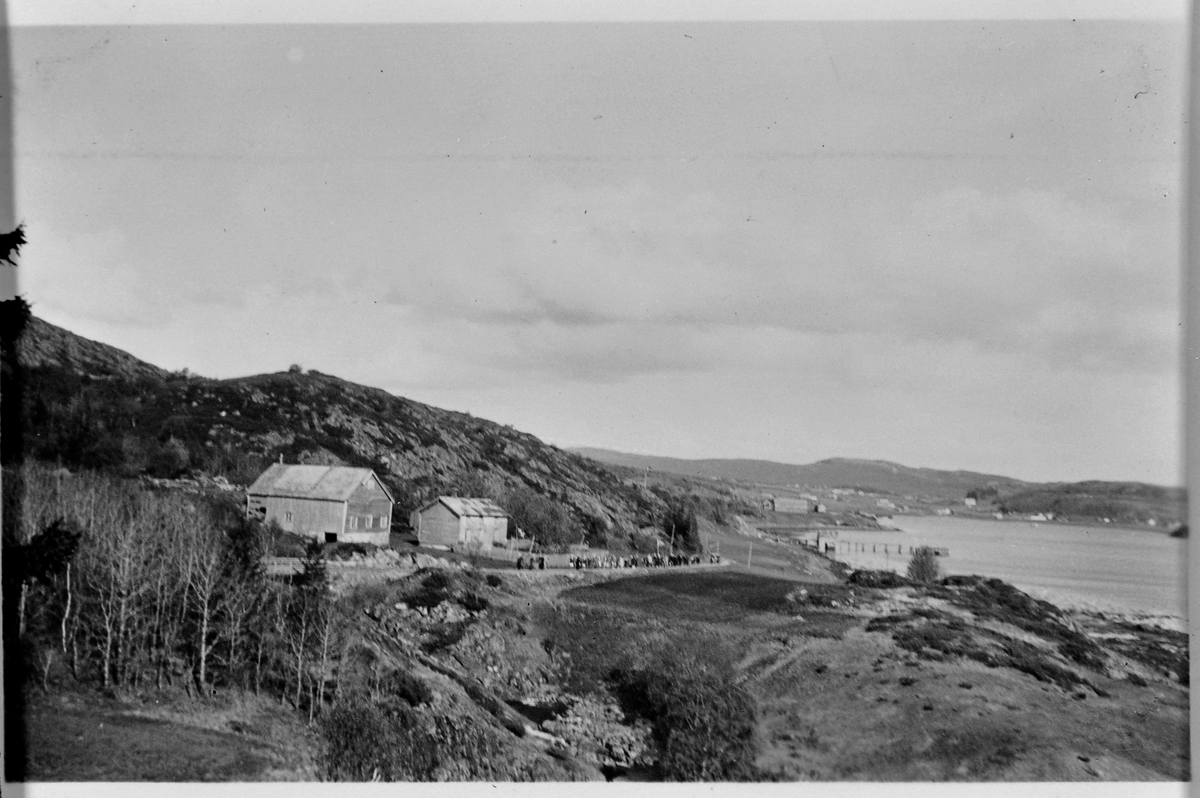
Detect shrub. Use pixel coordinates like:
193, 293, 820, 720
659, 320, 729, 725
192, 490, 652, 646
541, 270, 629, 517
663, 500, 701, 553
500, 486, 582, 551
147, 436, 190, 478
609, 637, 758, 781
407, 570, 456, 609
907, 546, 941, 584
382, 668, 434, 707
321, 698, 438, 781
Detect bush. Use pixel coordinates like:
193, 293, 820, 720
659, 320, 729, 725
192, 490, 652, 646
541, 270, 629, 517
609, 637, 758, 781
907, 546, 941, 584
500, 486, 582, 551
407, 570, 457, 609
321, 698, 438, 781
147, 436, 190, 478
662, 500, 701, 553
382, 668, 434, 707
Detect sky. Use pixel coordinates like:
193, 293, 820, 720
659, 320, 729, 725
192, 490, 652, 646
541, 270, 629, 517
7, 2, 1190, 485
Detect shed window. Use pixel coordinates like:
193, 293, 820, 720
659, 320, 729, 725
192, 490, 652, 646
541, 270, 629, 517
350, 516, 358, 529
379, 515, 388, 528
285, 512, 293, 523
365, 516, 373, 529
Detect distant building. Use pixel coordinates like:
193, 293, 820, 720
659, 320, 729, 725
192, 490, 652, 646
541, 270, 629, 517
876, 499, 896, 510
963, 497, 977, 507
814, 503, 827, 514
246, 464, 394, 545
774, 497, 814, 514
410, 497, 509, 551
935, 508, 952, 516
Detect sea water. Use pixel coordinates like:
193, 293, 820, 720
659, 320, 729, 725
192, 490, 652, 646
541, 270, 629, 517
824, 516, 1187, 621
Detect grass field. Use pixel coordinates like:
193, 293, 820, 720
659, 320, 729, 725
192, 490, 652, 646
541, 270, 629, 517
569, 570, 800, 618
541, 566, 1190, 781
22, 686, 321, 781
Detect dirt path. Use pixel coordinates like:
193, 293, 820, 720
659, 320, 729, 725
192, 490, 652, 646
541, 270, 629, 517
705, 521, 842, 584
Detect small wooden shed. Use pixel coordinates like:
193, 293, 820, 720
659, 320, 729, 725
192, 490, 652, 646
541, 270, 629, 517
246, 464, 394, 545
410, 497, 509, 551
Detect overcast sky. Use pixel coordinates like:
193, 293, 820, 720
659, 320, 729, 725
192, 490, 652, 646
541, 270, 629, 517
9, 3, 1188, 485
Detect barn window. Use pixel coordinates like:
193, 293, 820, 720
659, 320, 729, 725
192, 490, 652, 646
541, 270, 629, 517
350, 516, 358, 529
285, 512, 293, 523
379, 515, 388, 528
365, 516, 373, 529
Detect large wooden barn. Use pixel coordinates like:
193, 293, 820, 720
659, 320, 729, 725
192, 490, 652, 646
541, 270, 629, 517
246, 464, 394, 546
410, 497, 509, 551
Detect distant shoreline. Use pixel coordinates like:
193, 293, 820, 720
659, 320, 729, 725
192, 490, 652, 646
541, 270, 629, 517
882, 512, 1179, 536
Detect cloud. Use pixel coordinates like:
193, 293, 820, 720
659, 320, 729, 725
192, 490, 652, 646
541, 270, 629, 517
867, 187, 1179, 371
377, 180, 1179, 383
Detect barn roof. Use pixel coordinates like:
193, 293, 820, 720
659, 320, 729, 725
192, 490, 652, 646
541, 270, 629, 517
247, 464, 392, 502
426, 496, 509, 518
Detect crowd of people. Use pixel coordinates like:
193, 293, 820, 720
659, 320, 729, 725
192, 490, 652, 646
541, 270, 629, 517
514, 552, 723, 570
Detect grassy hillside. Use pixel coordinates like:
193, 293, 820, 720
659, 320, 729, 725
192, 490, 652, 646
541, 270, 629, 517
995, 481, 1186, 527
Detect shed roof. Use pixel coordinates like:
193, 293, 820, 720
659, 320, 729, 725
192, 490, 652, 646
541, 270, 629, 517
247, 464, 392, 502
423, 496, 509, 518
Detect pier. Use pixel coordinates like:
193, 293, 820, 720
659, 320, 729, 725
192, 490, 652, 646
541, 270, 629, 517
797, 539, 949, 559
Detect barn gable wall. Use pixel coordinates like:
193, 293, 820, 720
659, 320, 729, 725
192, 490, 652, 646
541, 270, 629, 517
345, 481, 393, 537
482, 517, 507, 546
461, 516, 489, 549
417, 503, 461, 548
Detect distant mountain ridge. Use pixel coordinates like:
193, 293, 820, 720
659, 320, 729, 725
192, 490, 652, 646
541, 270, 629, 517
569, 447, 1032, 500
569, 448, 1187, 527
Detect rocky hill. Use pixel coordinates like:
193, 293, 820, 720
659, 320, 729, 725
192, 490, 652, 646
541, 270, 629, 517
14, 317, 737, 545
18, 316, 171, 382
